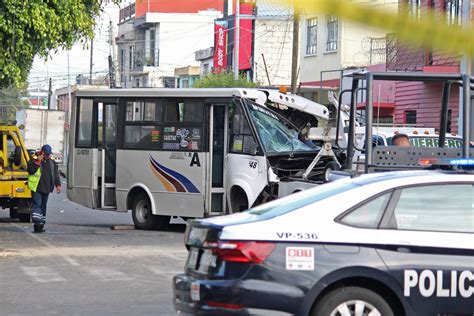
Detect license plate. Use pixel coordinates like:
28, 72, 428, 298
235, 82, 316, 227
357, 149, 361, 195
187, 248, 199, 269
199, 249, 217, 270
191, 282, 200, 301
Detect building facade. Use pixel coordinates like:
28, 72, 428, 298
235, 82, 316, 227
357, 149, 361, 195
387, 0, 471, 133
253, 14, 293, 86
116, 1, 222, 88
194, 47, 214, 76
297, 1, 397, 106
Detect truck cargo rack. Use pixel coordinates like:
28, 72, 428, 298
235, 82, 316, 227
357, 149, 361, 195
338, 71, 473, 174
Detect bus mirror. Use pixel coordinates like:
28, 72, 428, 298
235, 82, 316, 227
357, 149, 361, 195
249, 142, 259, 155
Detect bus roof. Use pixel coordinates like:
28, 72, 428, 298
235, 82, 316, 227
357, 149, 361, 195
75, 87, 267, 100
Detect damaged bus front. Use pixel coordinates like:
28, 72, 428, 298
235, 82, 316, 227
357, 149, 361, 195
227, 98, 333, 212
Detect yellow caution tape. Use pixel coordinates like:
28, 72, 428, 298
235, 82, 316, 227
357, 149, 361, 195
275, 0, 474, 56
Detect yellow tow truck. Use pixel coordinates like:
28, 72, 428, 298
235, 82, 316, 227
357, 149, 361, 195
0, 125, 32, 222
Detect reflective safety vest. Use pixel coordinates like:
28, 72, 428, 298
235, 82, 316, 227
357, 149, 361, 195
28, 167, 41, 192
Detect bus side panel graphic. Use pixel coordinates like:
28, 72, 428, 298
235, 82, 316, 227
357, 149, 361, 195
149, 156, 200, 193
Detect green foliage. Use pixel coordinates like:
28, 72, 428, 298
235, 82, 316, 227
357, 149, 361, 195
0, 0, 115, 88
193, 72, 259, 88
0, 85, 30, 123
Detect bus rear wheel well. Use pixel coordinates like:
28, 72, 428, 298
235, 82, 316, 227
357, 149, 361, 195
127, 187, 150, 211
310, 276, 405, 316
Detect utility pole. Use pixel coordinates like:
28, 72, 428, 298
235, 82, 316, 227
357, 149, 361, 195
36, 77, 40, 108
233, 0, 240, 80
291, 9, 300, 93
89, 37, 94, 85
108, 55, 116, 88
65, 50, 72, 165
459, 0, 471, 138
47, 77, 52, 110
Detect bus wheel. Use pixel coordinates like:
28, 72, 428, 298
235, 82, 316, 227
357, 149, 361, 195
132, 193, 168, 230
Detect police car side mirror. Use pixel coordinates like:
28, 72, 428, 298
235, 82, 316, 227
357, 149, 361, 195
14, 146, 22, 166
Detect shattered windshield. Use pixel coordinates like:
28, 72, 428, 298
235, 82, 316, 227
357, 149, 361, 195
246, 101, 315, 154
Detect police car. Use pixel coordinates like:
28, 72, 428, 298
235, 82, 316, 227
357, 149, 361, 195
173, 170, 473, 315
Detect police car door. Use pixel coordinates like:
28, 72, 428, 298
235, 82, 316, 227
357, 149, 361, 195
377, 183, 474, 314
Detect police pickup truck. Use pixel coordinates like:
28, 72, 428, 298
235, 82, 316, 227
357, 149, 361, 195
173, 169, 473, 315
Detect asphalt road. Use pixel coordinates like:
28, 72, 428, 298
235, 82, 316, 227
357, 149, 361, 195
0, 188, 188, 315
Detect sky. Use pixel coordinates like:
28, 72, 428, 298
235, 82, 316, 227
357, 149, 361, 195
27, 2, 125, 93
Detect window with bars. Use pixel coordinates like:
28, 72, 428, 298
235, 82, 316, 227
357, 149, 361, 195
326, 15, 338, 52
306, 18, 317, 55
445, 0, 462, 25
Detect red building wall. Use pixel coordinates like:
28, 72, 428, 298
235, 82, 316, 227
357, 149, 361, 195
390, 0, 464, 133
393, 81, 459, 133
135, 0, 224, 17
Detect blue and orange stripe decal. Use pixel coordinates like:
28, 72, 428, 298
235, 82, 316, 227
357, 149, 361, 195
149, 156, 200, 193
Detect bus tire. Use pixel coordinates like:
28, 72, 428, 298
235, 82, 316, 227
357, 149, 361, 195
132, 193, 168, 230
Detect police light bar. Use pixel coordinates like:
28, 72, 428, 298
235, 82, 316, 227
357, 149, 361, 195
418, 158, 474, 167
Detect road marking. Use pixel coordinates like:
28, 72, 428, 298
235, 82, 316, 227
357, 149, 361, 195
86, 267, 133, 281
146, 266, 182, 276
21, 267, 66, 283
12, 223, 80, 267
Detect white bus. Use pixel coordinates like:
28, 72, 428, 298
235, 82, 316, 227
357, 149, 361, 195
67, 88, 329, 229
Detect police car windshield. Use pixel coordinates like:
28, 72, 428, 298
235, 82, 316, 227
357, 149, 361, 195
247, 180, 358, 219
246, 101, 315, 154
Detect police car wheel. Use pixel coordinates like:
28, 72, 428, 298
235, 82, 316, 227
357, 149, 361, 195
312, 286, 394, 316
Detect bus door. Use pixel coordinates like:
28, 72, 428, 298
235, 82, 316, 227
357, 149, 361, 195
69, 98, 98, 209
208, 104, 228, 215
98, 102, 118, 208
69, 98, 117, 209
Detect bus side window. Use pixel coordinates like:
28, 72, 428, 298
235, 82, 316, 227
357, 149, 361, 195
165, 99, 204, 123
123, 100, 164, 150
229, 102, 257, 154
165, 101, 179, 122
77, 99, 94, 148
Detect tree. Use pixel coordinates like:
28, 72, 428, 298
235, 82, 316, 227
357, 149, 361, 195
0, 0, 114, 88
193, 72, 259, 88
0, 85, 30, 123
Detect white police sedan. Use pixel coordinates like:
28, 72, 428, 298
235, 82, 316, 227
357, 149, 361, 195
173, 170, 474, 315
